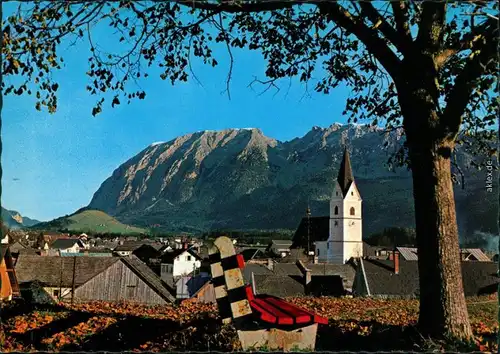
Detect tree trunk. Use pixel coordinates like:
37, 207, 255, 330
396, 51, 473, 341
408, 139, 473, 340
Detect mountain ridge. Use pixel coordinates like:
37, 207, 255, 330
85, 124, 497, 237
1, 207, 41, 229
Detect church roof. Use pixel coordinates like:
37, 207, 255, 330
291, 216, 376, 257
337, 148, 355, 197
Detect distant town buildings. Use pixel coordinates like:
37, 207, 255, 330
0, 148, 498, 305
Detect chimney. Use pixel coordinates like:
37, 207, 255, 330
296, 260, 312, 294
393, 250, 400, 274
183, 242, 188, 250
267, 258, 274, 271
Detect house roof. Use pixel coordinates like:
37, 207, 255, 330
292, 216, 330, 249
160, 249, 201, 264
9, 241, 28, 251
120, 256, 176, 302
242, 263, 273, 283
360, 258, 499, 297
114, 241, 148, 252
15, 255, 120, 287
15, 254, 176, 302
252, 274, 305, 297
461, 248, 492, 262
0, 245, 13, 266
337, 147, 355, 197
307, 263, 356, 278
0, 245, 8, 261
396, 247, 491, 262
50, 239, 83, 250
271, 240, 293, 247
273, 263, 303, 276
239, 248, 267, 261
278, 248, 310, 263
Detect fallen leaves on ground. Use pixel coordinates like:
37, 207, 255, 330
0, 295, 496, 352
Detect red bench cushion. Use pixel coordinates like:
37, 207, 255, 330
249, 294, 328, 326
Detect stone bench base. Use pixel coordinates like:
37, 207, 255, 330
237, 323, 318, 351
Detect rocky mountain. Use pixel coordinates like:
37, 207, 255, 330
1, 207, 41, 229
87, 124, 497, 238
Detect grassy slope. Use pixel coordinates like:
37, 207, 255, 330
31, 210, 147, 235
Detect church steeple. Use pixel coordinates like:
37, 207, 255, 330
337, 147, 354, 197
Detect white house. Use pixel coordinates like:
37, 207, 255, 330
315, 148, 363, 264
50, 239, 85, 254
160, 249, 202, 280
269, 240, 293, 258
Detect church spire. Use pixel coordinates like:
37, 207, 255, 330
337, 147, 354, 196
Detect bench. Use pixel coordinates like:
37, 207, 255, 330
208, 236, 328, 351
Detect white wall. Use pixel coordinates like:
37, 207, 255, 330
173, 251, 199, 277
59, 244, 81, 253
328, 181, 363, 264
44, 287, 72, 300
160, 251, 200, 278
116, 251, 132, 257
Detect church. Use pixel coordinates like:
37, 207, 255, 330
291, 147, 368, 264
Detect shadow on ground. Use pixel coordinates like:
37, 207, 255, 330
0, 301, 492, 352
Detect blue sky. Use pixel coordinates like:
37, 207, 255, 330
1, 4, 352, 221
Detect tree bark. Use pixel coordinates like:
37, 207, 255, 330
409, 140, 473, 340
397, 53, 473, 341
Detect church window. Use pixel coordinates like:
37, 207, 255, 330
336, 192, 338, 196
327, 242, 330, 249
350, 207, 355, 215
334, 206, 339, 215
334, 221, 338, 226
351, 191, 354, 196
317, 249, 320, 256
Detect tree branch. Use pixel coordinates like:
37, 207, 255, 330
441, 22, 498, 140
391, 1, 412, 42
436, 17, 496, 68
317, 2, 401, 79
176, 0, 293, 13
415, 2, 446, 53
358, 1, 410, 55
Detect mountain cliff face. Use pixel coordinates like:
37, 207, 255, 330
88, 124, 497, 237
1, 207, 41, 229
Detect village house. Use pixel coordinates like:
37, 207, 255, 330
353, 251, 499, 298
15, 254, 175, 305
268, 240, 293, 258
113, 241, 144, 256
113, 240, 163, 257
236, 246, 269, 262
189, 148, 498, 303
50, 239, 86, 254
175, 272, 211, 300
159, 248, 202, 287
393, 247, 491, 262
0, 244, 20, 301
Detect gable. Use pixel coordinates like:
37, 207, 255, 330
344, 181, 362, 200
72, 255, 175, 303
331, 182, 344, 199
